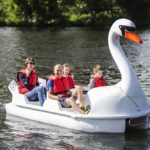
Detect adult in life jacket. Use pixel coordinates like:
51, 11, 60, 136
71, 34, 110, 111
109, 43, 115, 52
16, 57, 46, 105
47, 64, 87, 114
62, 63, 85, 108
88, 65, 107, 90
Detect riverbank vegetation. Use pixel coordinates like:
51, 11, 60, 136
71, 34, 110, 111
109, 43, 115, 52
0, 0, 150, 27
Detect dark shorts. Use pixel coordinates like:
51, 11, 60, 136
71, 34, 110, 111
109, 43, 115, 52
58, 96, 76, 108
59, 97, 71, 108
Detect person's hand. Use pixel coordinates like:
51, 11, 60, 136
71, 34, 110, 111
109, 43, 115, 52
67, 90, 72, 96
26, 69, 32, 77
57, 95, 62, 100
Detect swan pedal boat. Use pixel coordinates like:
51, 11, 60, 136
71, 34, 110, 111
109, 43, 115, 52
6, 19, 150, 133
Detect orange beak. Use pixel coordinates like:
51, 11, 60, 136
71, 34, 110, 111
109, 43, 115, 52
125, 30, 143, 44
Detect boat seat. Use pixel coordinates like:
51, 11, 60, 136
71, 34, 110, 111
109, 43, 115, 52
14, 88, 41, 106
25, 98, 41, 106
43, 99, 62, 110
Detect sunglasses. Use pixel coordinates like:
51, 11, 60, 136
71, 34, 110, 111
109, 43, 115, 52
29, 62, 35, 65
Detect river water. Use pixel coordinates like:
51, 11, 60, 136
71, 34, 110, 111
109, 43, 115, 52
0, 27, 150, 149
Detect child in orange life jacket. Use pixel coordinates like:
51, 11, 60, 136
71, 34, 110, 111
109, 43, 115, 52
47, 64, 86, 114
62, 63, 85, 108
88, 65, 107, 90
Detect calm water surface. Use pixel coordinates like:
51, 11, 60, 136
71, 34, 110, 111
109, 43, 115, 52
0, 27, 150, 149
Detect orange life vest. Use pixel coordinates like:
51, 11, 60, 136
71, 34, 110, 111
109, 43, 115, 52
62, 75, 75, 90
49, 75, 68, 97
94, 76, 107, 87
16, 69, 37, 94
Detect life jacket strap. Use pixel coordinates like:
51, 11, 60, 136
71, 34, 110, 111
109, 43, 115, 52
53, 90, 68, 95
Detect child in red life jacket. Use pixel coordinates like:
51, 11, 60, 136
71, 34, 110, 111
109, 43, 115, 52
62, 63, 85, 109
88, 65, 107, 90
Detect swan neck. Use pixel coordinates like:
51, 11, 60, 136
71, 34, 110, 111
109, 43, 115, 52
108, 30, 138, 93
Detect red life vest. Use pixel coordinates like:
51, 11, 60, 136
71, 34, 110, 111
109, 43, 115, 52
16, 69, 37, 94
94, 76, 107, 87
49, 75, 68, 97
62, 75, 75, 90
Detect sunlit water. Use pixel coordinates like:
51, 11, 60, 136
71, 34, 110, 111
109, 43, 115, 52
0, 27, 150, 149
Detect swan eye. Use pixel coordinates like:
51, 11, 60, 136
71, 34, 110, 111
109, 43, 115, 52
119, 25, 136, 36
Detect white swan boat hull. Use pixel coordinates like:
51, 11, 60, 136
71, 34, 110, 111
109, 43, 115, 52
5, 79, 150, 133
6, 102, 126, 133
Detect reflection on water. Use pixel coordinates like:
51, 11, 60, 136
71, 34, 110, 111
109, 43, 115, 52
2, 115, 150, 150
0, 27, 150, 149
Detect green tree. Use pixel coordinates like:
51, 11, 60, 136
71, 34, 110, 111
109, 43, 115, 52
0, 0, 22, 24
14, 0, 63, 25
116, 0, 150, 25
0, 0, 150, 26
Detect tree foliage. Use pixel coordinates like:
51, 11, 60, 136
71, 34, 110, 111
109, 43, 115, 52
0, 0, 149, 26
116, 0, 150, 25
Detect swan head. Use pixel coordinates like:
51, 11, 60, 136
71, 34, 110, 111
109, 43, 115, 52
110, 18, 142, 43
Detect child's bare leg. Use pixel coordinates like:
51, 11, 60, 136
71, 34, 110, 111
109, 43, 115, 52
70, 86, 85, 107
76, 86, 84, 107
65, 98, 84, 114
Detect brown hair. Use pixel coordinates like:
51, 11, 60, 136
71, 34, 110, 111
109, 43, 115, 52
63, 63, 71, 68
24, 57, 35, 68
95, 64, 103, 71
93, 64, 103, 75
63, 63, 72, 75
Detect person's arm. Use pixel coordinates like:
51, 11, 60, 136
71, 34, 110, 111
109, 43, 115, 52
36, 74, 40, 86
88, 78, 95, 90
47, 79, 62, 100
47, 90, 62, 100
18, 72, 30, 88
70, 74, 75, 86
